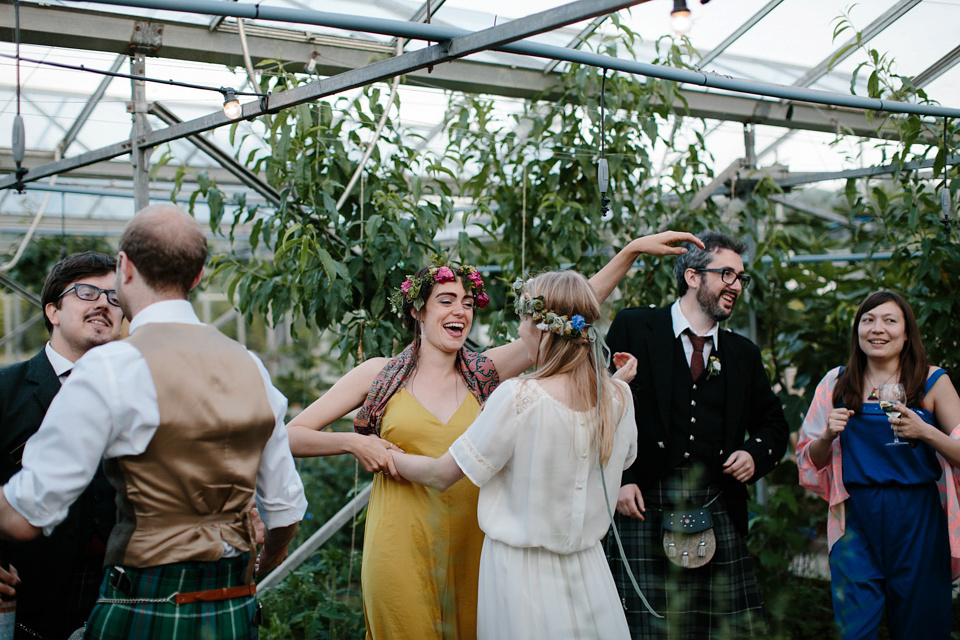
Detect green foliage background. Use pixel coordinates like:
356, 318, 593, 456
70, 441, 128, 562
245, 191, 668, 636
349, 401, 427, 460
180, 21, 960, 640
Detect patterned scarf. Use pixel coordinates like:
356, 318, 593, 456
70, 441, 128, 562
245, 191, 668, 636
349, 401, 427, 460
354, 342, 500, 436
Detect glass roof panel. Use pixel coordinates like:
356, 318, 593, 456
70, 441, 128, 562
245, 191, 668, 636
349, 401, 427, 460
722, 0, 901, 71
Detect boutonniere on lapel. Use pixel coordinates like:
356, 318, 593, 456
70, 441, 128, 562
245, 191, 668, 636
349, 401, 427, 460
706, 356, 721, 379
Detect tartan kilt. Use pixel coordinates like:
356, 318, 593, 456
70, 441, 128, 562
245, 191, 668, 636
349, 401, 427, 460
605, 475, 767, 640
84, 554, 258, 640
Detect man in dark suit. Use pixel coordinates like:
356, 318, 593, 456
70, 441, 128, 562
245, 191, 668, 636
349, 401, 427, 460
0, 251, 122, 639
605, 231, 788, 640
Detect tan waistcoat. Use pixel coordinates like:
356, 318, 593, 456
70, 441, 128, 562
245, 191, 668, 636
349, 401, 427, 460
103, 323, 276, 568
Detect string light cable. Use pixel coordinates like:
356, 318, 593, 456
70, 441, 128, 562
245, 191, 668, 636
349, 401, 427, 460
0, 52, 270, 118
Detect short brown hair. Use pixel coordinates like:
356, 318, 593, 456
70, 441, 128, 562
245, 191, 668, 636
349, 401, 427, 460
119, 208, 207, 296
40, 252, 117, 333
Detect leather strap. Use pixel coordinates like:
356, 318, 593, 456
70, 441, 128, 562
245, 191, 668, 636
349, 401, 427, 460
173, 584, 256, 605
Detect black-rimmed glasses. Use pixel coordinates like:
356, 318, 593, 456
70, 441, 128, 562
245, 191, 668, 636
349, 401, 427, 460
58, 283, 120, 307
696, 267, 751, 287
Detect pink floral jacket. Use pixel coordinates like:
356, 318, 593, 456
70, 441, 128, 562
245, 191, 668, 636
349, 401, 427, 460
796, 367, 960, 580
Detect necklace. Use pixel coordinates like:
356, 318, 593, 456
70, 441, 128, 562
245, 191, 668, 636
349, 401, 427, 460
407, 369, 463, 422
865, 370, 898, 400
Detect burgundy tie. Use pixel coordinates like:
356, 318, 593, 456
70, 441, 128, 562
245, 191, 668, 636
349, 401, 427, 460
687, 331, 709, 381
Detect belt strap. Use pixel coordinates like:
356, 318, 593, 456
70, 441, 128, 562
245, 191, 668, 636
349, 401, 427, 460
173, 584, 256, 605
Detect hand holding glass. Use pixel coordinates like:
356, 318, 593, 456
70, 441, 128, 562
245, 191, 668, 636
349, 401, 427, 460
877, 383, 908, 446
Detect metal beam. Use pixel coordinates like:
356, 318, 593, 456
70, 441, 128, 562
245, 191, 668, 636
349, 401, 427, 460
257, 483, 372, 592
59, 54, 126, 157
793, 0, 922, 89
66, 0, 960, 117
407, 0, 447, 24
5, 1, 959, 192
130, 55, 152, 211
708, 154, 960, 194
768, 194, 851, 226
543, 14, 609, 74
912, 43, 960, 89
0, 5, 930, 136
1, 0, 642, 190
148, 102, 281, 206
0, 149, 252, 186
697, 0, 784, 69
759, 0, 922, 159
144, 0, 643, 151
0, 273, 42, 308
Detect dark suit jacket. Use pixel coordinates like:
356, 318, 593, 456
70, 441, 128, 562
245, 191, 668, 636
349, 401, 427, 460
0, 349, 115, 639
606, 305, 789, 534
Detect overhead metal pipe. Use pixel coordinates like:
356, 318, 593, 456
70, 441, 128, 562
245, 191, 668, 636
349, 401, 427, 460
69, 0, 960, 119
2, 0, 641, 191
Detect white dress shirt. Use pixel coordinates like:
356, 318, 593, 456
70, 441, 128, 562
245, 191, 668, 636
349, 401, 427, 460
450, 378, 637, 554
44, 341, 74, 383
6, 300, 306, 537
670, 299, 720, 369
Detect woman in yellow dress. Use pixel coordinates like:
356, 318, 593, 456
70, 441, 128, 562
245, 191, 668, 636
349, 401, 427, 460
286, 231, 701, 639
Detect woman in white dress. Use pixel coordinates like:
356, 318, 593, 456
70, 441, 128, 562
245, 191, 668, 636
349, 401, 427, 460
390, 269, 638, 640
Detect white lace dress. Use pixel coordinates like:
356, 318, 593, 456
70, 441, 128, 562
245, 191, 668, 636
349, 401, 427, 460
449, 377, 637, 640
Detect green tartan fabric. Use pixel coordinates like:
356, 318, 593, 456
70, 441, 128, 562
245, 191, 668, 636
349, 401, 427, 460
605, 472, 767, 640
84, 555, 258, 640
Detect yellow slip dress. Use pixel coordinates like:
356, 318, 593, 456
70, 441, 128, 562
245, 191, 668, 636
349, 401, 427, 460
361, 389, 484, 640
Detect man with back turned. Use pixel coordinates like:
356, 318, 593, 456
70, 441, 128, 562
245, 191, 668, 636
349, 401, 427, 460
0, 204, 307, 639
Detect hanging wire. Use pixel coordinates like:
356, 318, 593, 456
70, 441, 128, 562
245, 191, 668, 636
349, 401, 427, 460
14, 1, 21, 119
0, 53, 267, 98
593, 66, 661, 619
598, 70, 611, 216
942, 116, 953, 237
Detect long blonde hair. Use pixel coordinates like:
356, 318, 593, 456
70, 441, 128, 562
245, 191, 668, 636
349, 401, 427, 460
522, 270, 626, 464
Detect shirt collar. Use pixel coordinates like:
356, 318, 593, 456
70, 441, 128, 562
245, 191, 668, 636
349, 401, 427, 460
44, 341, 74, 378
128, 299, 201, 334
670, 299, 720, 346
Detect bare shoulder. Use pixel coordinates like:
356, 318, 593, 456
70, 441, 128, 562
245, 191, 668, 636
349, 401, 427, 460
338, 357, 388, 389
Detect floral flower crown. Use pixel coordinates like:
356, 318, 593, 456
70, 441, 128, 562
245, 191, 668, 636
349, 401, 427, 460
390, 259, 490, 313
512, 278, 591, 340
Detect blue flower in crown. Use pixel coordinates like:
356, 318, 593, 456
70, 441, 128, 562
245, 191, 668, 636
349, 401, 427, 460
571, 314, 586, 331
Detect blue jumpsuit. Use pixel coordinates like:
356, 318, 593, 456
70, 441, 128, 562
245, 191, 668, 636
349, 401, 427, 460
830, 370, 952, 640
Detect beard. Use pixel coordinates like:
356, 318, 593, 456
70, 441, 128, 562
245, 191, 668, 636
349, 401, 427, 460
696, 284, 735, 323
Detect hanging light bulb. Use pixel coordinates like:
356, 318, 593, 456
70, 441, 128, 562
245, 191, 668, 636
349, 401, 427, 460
670, 0, 692, 35
221, 88, 242, 119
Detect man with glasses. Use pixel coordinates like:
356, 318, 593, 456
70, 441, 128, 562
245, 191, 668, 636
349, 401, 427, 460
605, 231, 788, 639
0, 251, 122, 639
0, 205, 305, 640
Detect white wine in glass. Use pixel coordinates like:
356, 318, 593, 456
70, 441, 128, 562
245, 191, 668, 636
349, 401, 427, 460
878, 383, 908, 446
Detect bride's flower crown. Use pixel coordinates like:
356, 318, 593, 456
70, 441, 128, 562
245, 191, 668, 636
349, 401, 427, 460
512, 278, 591, 340
390, 258, 489, 313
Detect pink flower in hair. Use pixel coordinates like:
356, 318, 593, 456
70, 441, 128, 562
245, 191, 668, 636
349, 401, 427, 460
434, 266, 456, 283
467, 271, 484, 289
400, 278, 413, 295
476, 292, 490, 309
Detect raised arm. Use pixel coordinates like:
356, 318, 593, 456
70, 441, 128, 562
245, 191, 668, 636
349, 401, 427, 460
588, 231, 704, 304
484, 231, 704, 379
286, 357, 403, 478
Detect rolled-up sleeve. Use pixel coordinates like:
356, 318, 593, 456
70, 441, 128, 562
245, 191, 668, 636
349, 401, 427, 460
250, 352, 307, 529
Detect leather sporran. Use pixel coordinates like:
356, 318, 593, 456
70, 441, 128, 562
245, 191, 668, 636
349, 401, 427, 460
662, 508, 716, 569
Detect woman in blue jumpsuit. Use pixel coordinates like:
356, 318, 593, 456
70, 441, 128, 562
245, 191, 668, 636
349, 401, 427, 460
798, 291, 960, 640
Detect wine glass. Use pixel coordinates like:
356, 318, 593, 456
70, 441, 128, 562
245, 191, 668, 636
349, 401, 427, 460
877, 383, 908, 446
